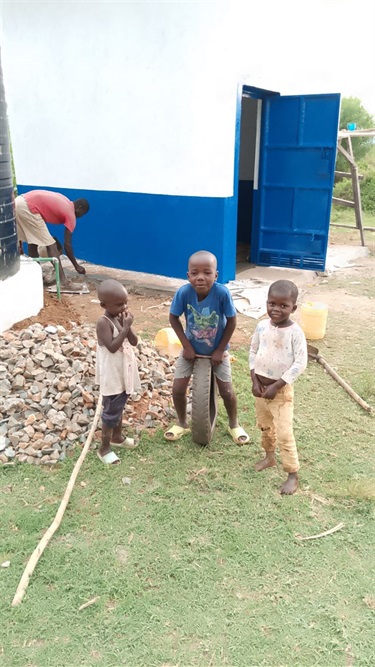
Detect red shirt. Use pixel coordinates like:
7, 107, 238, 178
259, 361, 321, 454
24, 190, 76, 232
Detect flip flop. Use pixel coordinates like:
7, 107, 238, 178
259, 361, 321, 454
111, 437, 138, 450
227, 426, 250, 445
97, 450, 120, 464
164, 424, 191, 441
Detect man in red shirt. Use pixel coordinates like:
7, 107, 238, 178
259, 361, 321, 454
15, 190, 89, 284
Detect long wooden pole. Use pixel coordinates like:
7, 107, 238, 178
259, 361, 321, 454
11, 394, 103, 607
316, 356, 371, 413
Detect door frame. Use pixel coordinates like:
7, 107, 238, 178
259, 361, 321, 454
232, 84, 280, 269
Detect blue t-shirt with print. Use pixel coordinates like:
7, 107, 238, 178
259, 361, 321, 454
170, 282, 236, 356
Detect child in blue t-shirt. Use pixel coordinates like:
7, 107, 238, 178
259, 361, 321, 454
164, 250, 249, 445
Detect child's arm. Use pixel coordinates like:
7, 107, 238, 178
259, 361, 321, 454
169, 313, 195, 360
211, 315, 236, 365
262, 378, 286, 400
127, 326, 138, 347
96, 313, 134, 353
280, 327, 308, 385
249, 326, 264, 397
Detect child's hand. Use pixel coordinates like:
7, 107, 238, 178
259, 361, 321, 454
122, 311, 134, 328
182, 343, 196, 361
252, 381, 264, 398
262, 384, 279, 400
211, 349, 224, 366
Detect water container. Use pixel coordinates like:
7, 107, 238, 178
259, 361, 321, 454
0, 53, 19, 282
154, 327, 182, 358
300, 302, 328, 340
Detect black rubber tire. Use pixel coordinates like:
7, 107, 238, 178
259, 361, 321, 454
191, 357, 218, 445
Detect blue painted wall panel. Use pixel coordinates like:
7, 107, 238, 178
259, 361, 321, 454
17, 185, 235, 282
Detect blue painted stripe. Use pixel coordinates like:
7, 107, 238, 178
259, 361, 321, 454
17, 185, 237, 282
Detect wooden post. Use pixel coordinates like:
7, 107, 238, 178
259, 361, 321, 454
347, 136, 365, 246
333, 130, 375, 242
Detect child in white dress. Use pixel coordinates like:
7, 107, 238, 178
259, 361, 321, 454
95, 279, 141, 464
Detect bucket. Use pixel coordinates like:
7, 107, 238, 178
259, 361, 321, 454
300, 302, 328, 340
154, 327, 182, 358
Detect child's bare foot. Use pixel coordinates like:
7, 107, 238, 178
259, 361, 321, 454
254, 453, 276, 471
280, 473, 298, 495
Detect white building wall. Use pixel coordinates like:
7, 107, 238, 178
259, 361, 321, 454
2, 2, 240, 198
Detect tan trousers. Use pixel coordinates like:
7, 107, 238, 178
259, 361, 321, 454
254, 384, 300, 473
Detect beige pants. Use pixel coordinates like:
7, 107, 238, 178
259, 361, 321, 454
15, 195, 55, 246
255, 384, 300, 473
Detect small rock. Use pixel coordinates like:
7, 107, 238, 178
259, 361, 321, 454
25, 414, 37, 426
4, 447, 16, 458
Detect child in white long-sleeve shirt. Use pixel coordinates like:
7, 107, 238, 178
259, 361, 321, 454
249, 280, 307, 494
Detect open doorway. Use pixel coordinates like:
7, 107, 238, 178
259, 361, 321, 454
236, 92, 262, 272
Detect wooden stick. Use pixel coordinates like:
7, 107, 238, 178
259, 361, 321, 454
296, 522, 345, 541
78, 596, 100, 611
316, 357, 372, 413
11, 395, 103, 607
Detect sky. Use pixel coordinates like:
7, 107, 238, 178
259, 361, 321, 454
232, 0, 375, 116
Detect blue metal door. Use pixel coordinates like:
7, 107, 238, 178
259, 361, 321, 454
251, 93, 340, 270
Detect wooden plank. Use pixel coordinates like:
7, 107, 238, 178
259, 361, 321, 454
335, 170, 363, 180
338, 130, 375, 138
330, 224, 375, 232
337, 143, 356, 166
350, 161, 365, 245
347, 135, 354, 160
332, 197, 355, 208
330, 223, 357, 229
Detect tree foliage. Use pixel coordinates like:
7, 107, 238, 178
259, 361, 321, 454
336, 97, 374, 171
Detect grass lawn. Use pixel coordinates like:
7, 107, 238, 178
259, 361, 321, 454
1, 230, 375, 666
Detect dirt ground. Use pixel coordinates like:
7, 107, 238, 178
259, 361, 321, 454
11, 251, 375, 344
10, 274, 259, 345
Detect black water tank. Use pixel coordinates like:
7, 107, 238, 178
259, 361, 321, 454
0, 50, 19, 281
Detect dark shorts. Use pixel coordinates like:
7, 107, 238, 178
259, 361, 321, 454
101, 391, 129, 427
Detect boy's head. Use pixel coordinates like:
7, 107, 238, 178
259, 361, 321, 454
187, 250, 218, 298
97, 279, 128, 317
267, 280, 298, 325
74, 198, 90, 218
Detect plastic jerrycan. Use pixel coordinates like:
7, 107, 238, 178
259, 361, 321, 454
300, 302, 328, 340
154, 327, 182, 357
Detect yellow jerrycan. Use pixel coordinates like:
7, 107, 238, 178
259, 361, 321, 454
300, 301, 328, 340
154, 327, 182, 357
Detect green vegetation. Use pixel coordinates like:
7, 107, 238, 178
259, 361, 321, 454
1, 310, 374, 666
334, 144, 375, 216
335, 97, 374, 173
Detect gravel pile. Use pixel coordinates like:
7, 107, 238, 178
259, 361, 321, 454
0, 323, 178, 465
